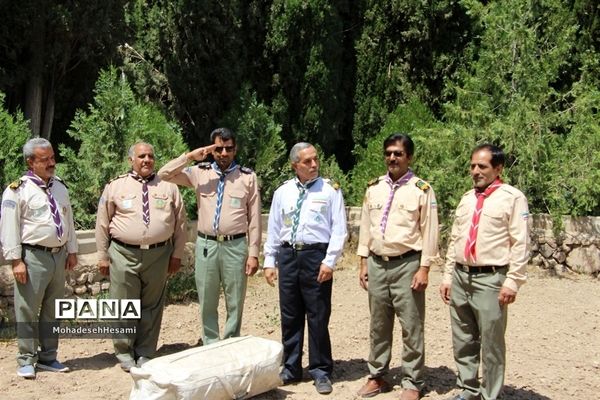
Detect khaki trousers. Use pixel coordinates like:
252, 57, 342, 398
366, 252, 425, 391
14, 246, 66, 366
109, 241, 172, 363
450, 267, 508, 400
195, 237, 248, 345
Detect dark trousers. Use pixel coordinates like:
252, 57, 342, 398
277, 247, 333, 380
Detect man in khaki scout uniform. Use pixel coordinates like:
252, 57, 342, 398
158, 127, 261, 345
96, 142, 187, 371
440, 144, 530, 400
357, 133, 439, 400
0, 138, 78, 379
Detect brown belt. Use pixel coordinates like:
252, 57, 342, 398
370, 249, 420, 262
111, 238, 171, 250
23, 243, 65, 253
456, 263, 508, 273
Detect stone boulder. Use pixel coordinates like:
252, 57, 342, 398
566, 245, 600, 274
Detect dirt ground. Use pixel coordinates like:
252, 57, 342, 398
1, 264, 599, 400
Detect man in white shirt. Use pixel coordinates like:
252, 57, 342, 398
263, 142, 347, 395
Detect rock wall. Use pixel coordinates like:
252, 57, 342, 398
1, 210, 598, 323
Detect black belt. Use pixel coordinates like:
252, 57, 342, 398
111, 238, 171, 250
370, 249, 420, 262
456, 263, 507, 273
23, 243, 64, 253
281, 242, 328, 251
198, 232, 246, 242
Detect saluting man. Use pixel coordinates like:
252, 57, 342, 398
440, 144, 530, 400
263, 142, 347, 395
357, 133, 439, 400
1, 138, 78, 379
95, 142, 187, 371
158, 128, 261, 345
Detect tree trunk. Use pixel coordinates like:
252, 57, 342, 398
41, 77, 55, 140
23, 6, 46, 138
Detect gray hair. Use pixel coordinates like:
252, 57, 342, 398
23, 138, 52, 162
128, 142, 155, 159
289, 142, 313, 163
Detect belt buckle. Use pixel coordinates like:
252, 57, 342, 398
51, 247, 61, 253
382, 255, 390, 262
216, 235, 225, 242
294, 242, 305, 251
140, 244, 150, 250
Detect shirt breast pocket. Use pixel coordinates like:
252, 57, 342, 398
119, 194, 137, 212
397, 200, 419, 226
152, 193, 170, 210
228, 190, 246, 209
309, 200, 329, 223
27, 198, 49, 222
482, 208, 507, 229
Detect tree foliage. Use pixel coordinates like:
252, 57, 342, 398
0, 93, 31, 189
352, 0, 474, 145
58, 68, 190, 229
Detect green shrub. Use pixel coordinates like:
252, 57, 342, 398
58, 67, 192, 229
0, 92, 30, 189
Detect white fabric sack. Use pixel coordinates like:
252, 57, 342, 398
129, 336, 283, 400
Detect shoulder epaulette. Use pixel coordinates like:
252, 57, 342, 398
415, 179, 430, 192
196, 162, 211, 169
9, 178, 24, 190
109, 173, 129, 183
53, 176, 68, 188
367, 177, 380, 187
240, 166, 253, 174
323, 178, 340, 190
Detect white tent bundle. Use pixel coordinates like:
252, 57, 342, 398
130, 336, 283, 400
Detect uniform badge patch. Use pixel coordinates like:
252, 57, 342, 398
155, 199, 166, 209
521, 211, 529, 220
230, 197, 241, 208
122, 199, 133, 209
2, 199, 16, 209
415, 180, 430, 191
9, 180, 23, 190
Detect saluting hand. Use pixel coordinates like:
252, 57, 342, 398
186, 144, 217, 162
317, 264, 333, 283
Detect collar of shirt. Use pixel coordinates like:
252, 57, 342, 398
211, 160, 238, 176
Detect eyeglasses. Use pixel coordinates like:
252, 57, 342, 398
384, 150, 405, 157
215, 146, 235, 153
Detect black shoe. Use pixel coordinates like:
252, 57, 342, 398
279, 372, 301, 385
314, 376, 333, 395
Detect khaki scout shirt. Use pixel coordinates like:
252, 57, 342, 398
357, 174, 439, 267
158, 154, 261, 258
1, 175, 78, 259
443, 183, 530, 292
95, 174, 187, 262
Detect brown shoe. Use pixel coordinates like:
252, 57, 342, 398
357, 377, 391, 398
400, 388, 420, 400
